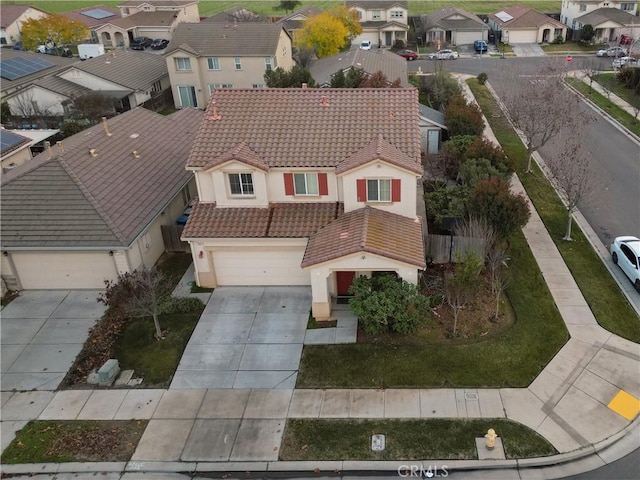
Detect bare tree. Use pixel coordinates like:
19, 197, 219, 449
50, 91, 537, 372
453, 216, 496, 261
122, 267, 174, 340
445, 251, 483, 335
581, 57, 602, 94
501, 61, 582, 173
544, 131, 604, 241
486, 243, 510, 319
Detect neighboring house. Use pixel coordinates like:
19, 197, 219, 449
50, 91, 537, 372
488, 5, 568, 44
561, 0, 637, 31
93, 11, 182, 47
1, 128, 59, 171
5, 74, 90, 118
164, 22, 294, 109
346, 0, 409, 47
309, 48, 409, 87
0, 4, 49, 47
420, 6, 488, 46
572, 8, 639, 42
419, 104, 447, 155
181, 88, 426, 320
57, 49, 172, 112
119, 0, 200, 22
203, 6, 267, 24
0, 107, 204, 290
61, 4, 122, 44
277, 6, 322, 40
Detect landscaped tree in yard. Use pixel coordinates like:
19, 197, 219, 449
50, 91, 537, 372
72, 92, 117, 124
445, 251, 484, 335
423, 70, 462, 110
264, 65, 316, 88
331, 5, 362, 43
331, 69, 346, 87
444, 95, 485, 137
295, 11, 348, 58
360, 70, 402, 88
486, 242, 510, 319
345, 67, 366, 88
501, 62, 582, 172
276, 1, 301, 14
20, 14, 88, 53
580, 24, 595, 44
349, 274, 430, 335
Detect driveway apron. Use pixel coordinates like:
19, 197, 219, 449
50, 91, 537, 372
1, 290, 105, 391
512, 43, 546, 57
170, 286, 312, 389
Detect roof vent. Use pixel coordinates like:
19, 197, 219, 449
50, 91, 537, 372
129, 133, 139, 138
389, 112, 395, 119
320, 95, 330, 107
207, 101, 221, 121
101, 117, 112, 137
56, 141, 64, 153
339, 232, 349, 239
45, 141, 53, 159
89, 148, 98, 157
132, 150, 140, 158
302, 83, 307, 89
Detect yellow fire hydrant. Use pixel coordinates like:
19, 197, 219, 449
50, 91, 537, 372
485, 428, 497, 449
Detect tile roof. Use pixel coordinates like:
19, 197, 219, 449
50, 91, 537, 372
0, 4, 48, 28
576, 8, 638, 26
203, 142, 269, 172
104, 10, 177, 29
0, 50, 77, 94
278, 6, 323, 31
62, 5, 121, 28
422, 6, 484, 30
335, 134, 422, 175
68, 49, 167, 91
165, 22, 288, 57
33, 75, 91, 99
309, 48, 409, 87
187, 88, 420, 170
119, 0, 196, 6
346, 1, 408, 9
489, 5, 566, 29
1, 107, 204, 248
203, 7, 267, 24
302, 206, 425, 268
181, 202, 343, 239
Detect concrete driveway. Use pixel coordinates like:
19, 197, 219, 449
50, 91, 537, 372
512, 43, 546, 57
1, 290, 106, 391
170, 286, 312, 390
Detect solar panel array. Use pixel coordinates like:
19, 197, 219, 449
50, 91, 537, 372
0, 130, 29, 154
0, 56, 56, 81
82, 8, 116, 19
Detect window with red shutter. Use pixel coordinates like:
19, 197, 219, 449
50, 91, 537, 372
392, 178, 401, 202
357, 179, 366, 202
284, 173, 294, 196
318, 173, 328, 196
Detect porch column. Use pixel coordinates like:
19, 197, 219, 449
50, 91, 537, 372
310, 268, 331, 320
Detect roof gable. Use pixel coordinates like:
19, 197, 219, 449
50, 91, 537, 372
188, 88, 420, 170
576, 7, 637, 26
336, 134, 422, 175
203, 142, 269, 172
490, 5, 566, 29
0, 5, 49, 28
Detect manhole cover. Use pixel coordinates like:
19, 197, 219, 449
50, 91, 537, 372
371, 434, 386, 451
465, 392, 479, 401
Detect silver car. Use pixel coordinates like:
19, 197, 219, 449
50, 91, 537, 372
596, 46, 627, 57
428, 49, 459, 60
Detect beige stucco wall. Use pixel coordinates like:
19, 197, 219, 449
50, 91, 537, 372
266, 168, 338, 202
340, 161, 418, 216
1, 145, 32, 170
197, 161, 269, 207
1, 7, 48, 46
121, 2, 200, 23
562, 1, 636, 28
6, 85, 68, 116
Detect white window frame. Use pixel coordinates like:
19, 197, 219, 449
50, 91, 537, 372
390, 10, 404, 19
366, 178, 391, 202
177, 85, 197, 107
620, 3, 634, 11
372, 10, 381, 19
228, 172, 254, 196
208, 83, 233, 93
264, 56, 272, 71
175, 57, 191, 71
207, 57, 220, 70
579, 4, 586, 11
293, 173, 319, 196
252, 84, 264, 89
234, 57, 242, 70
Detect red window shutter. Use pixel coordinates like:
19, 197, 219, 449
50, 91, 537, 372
284, 173, 294, 196
357, 179, 366, 202
318, 173, 328, 196
391, 179, 401, 202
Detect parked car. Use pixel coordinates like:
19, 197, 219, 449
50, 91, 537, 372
428, 49, 459, 60
360, 40, 372, 50
36, 45, 73, 57
474, 40, 488, 52
610, 236, 640, 292
130, 36, 153, 50
396, 49, 418, 60
596, 46, 627, 57
150, 38, 169, 50
612, 56, 638, 68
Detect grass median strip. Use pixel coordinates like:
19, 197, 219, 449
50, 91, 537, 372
1, 420, 147, 464
469, 78, 640, 342
280, 418, 557, 461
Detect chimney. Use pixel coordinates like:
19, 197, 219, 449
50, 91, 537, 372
101, 117, 112, 136
45, 141, 52, 159
207, 101, 221, 121
320, 95, 330, 107
56, 141, 64, 153
132, 150, 140, 158
301, 83, 307, 89
89, 148, 98, 157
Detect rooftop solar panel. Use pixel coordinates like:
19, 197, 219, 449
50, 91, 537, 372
0, 130, 29, 154
81, 8, 116, 19
0, 56, 56, 81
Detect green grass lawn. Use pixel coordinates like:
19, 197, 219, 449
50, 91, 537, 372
541, 41, 603, 53
21, 0, 561, 16
594, 73, 640, 111
566, 77, 640, 137
468, 79, 640, 343
1, 420, 146, 463
280, 418, 557, 461
297, 230, 568, 388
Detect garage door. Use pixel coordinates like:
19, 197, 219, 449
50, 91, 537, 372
12, 252, 117, 289
456, 31, 481, 45
212, 247, 310, 286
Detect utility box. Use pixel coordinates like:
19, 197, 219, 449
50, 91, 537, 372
78, 43, 105, 59
98, 359, 120, 386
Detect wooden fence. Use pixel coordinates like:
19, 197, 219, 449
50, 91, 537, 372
426, 235, 486, 264
161, 225, 188, 252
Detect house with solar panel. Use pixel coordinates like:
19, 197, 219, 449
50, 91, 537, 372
0, 128, 59, 171
0, 4, 49, 47
61, 5, 121, 44
181, 88, 426, 320
487, 5, 568, 44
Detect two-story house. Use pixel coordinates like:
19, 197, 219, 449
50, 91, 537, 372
119, 0, 200, 21
164, 22, 294, 109
561, 0, 637, 32
346, 0, 409, 48
181, 88, 426, 320
570, 7, 639, 42
0, 4, 49, 47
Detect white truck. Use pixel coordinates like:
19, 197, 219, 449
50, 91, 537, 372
77, 44, 105, 60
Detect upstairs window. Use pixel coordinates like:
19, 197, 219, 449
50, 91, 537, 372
265, 57, 272, 71
207, 57, 220, 70
579, 4, 586, 11
228, 173, 254, 196
357, 178, 401, 202
175, 57, 191, 71
372, 10, 381, 19
621, 3, 634, 11
390, 10, 404, 18
234, 57, 242, 70
284, 173, 328, 196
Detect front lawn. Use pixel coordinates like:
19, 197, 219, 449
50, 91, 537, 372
297, 231, 568, 388
1, 420, 146, 463
280, 418, 557, 461
469, 79, 640, 342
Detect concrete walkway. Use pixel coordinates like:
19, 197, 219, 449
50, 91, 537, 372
567, 69, 640, 120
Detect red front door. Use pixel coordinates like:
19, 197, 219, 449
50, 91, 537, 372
336, 271, 356, 296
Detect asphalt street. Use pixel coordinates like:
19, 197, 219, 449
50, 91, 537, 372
408, 55, 640, 246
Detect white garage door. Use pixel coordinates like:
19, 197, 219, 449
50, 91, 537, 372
212, 247, 310, 286
456, 31, 482, 45
13, 252, 117, 289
